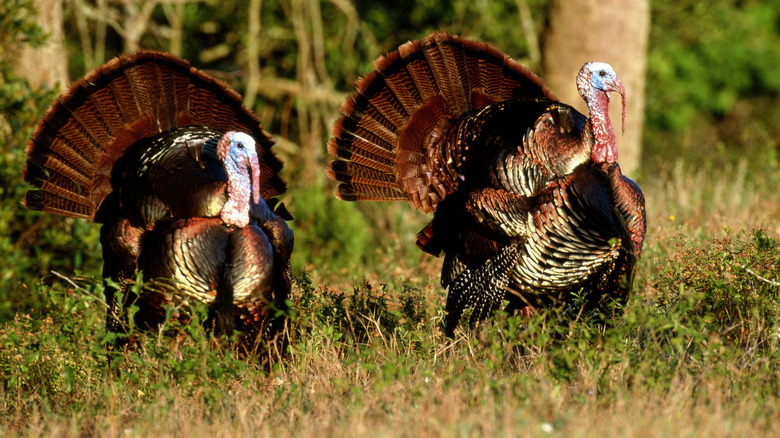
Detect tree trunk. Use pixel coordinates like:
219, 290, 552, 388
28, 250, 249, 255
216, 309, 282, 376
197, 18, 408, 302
541, 0, 649, 177
13, 0, 69, 91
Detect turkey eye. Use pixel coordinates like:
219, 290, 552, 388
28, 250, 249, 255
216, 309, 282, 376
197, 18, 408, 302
236, 142, 245, 149
599, 70, 607, 77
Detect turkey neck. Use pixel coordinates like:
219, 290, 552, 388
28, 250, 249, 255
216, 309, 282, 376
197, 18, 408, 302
218, 136, 261, 229
222, 158, 252, 227
587, 91, 617, 164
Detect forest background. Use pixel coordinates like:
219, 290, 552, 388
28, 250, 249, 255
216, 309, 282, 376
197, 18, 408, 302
1, 0, 779, 436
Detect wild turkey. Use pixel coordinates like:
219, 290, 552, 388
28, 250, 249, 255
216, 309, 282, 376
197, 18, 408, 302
24, 51, 294, 356
327, 32, 645, 336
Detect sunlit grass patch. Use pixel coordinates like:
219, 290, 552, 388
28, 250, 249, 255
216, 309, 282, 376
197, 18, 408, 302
2, 153, 780, 436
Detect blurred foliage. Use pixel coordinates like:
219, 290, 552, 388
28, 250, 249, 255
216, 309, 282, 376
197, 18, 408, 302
0, 0, 47, 47
646, 0, 780, 161
287, 185, 375, 272
648, 0, 780, 127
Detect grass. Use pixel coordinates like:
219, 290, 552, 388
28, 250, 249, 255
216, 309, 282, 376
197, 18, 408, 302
1, 156, 779, 437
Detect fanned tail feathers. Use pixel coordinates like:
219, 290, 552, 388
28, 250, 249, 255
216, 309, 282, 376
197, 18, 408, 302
328, 32, 556, 213
24, 51, 286, 220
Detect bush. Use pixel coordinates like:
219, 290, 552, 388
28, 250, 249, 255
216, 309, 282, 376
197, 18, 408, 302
655, 229, 780, 350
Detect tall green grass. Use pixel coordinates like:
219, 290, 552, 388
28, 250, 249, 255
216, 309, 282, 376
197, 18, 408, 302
2, 212, 778, 436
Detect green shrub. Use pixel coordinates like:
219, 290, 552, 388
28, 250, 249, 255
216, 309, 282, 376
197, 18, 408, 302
286, 185, 376, 272
655, 229, 780, 350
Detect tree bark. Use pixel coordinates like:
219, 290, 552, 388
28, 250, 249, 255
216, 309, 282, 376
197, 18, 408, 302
541, 0, 649, 177
13, 0, 69, 91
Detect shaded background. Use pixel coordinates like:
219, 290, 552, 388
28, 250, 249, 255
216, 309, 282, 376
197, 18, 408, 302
1, 0, 778, 320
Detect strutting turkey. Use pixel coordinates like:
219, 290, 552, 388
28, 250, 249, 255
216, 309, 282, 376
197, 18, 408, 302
327, 32, 646, 337
24, 51, 294, 357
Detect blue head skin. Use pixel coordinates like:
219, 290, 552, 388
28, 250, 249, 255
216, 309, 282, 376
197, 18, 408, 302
577, 62, 624, 102
576, 62, 626, 130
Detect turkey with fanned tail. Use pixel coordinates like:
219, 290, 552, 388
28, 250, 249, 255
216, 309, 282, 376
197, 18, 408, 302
24, 51, 293, 359
327, 32, 645, 337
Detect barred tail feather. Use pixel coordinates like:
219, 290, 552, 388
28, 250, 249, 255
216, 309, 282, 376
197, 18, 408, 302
328, 32, 555, 213
326, 160, 405, 202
